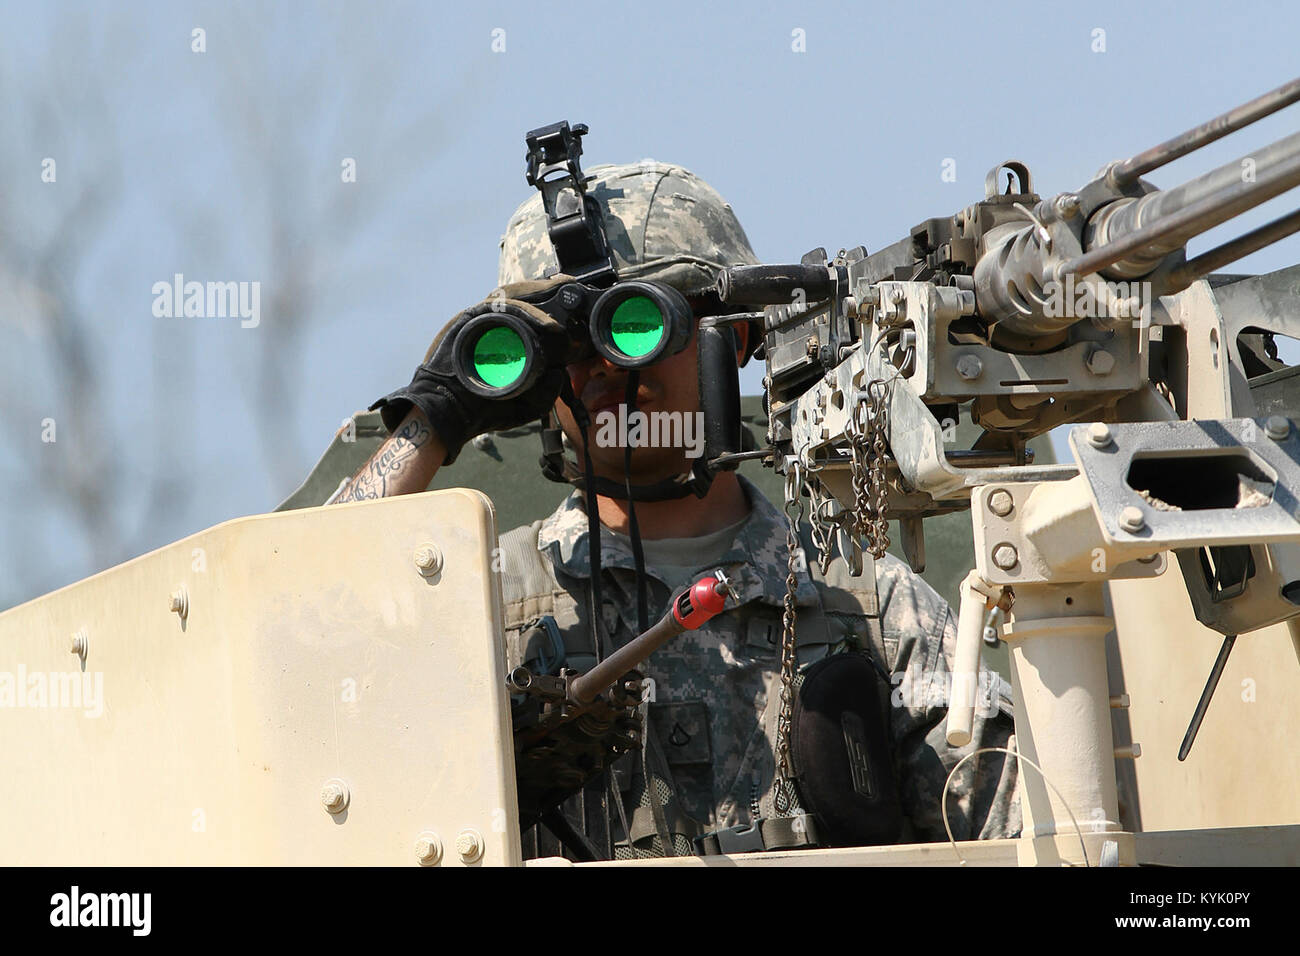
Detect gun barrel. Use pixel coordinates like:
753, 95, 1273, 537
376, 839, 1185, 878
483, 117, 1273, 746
1112, 75, 1300, 186
1155, 206, 1300, 296
1065, 129, 1300, 280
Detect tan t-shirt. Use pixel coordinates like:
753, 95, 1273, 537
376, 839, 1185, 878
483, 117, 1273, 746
606, 512, 752, 592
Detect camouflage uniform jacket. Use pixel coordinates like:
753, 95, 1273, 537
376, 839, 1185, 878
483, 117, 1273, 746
498, 476, 1020, 857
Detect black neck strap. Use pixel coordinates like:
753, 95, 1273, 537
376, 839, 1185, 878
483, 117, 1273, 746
623, 372, 650, 633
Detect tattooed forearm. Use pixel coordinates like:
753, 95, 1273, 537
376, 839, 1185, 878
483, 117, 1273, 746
331, 410, 443, 503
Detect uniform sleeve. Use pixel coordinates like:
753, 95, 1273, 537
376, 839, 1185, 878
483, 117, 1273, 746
875, 555, 1022, 842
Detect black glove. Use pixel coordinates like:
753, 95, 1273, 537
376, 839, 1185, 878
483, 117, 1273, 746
370, 278, 573, 465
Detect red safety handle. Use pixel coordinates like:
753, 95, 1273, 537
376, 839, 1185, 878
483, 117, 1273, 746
672, 572, 731, 630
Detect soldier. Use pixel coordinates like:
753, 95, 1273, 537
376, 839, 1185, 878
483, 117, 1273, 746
334, 160, 1020, 860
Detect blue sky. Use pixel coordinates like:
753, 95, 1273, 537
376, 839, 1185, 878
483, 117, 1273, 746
2, 0, 1299, 604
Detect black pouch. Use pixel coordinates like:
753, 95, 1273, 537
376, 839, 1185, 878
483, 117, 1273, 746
789, 652, 903, 847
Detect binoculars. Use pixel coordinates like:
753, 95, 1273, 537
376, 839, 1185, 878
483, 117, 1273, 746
452, 279, 694, 399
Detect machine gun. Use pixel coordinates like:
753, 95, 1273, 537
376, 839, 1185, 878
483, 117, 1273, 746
722, 76, 1300, 865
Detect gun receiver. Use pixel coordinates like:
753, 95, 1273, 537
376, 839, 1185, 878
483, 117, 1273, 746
723, 74, 1300, 510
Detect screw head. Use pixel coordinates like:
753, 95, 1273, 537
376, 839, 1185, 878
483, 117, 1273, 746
70, 630, 87, 658
455, 828, 485, 863
955, 355, 983, 381
1086, 348, 1115, 375
991, 543, 1019, 570
987, 489, 1014, 517
1087, 422, 1113, 448
1119, 506, 1146, 533
413, 545, 443, 576
890, 287, 905, 306
321, 779, 350, 814
1265, 416, 1290, 441
414, 832, 443, 866
169, 587, 188, 619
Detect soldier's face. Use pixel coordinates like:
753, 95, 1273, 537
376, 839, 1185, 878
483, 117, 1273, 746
555, 318, 747, 481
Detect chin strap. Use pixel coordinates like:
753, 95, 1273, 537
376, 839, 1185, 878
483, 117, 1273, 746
537, 324, 748, 503
538, 414, 715, 502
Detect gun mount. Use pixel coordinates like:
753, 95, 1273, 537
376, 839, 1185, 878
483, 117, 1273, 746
720, 76, 1300, 864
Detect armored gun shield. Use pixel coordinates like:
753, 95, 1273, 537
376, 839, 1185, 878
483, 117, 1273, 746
0, 490, 520, 866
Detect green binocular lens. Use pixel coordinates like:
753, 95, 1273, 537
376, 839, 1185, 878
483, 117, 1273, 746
590, 281, 692, 369
454, 313, 544, 399
608, 296, 667, 360
472, 326, 528, 389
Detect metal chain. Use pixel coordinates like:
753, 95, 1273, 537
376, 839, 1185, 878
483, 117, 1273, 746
846, 379, 891, 558
805, 485, 832, 566
771, 362, 897, 810
773, 461, 805, 814
808, 487, 851, 575
865, 379, 891, 556
846, 401, 872, 543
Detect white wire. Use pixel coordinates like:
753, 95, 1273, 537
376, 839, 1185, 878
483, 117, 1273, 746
940, 745, 1091, 868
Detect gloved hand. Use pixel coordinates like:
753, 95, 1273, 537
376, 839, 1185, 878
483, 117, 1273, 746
370, 277, 573, 465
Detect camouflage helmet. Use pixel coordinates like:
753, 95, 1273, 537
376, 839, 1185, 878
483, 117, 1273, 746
498, 160, 760, 297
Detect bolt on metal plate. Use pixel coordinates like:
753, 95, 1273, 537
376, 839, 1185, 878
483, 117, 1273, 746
169, 586, 189, 620
321, 778, 350, 815
414, 832, 443, 866
991, 542, 1019, 570
987, 488, 1014, 517
455, 828, 484, 863
413, 544, 443, 577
